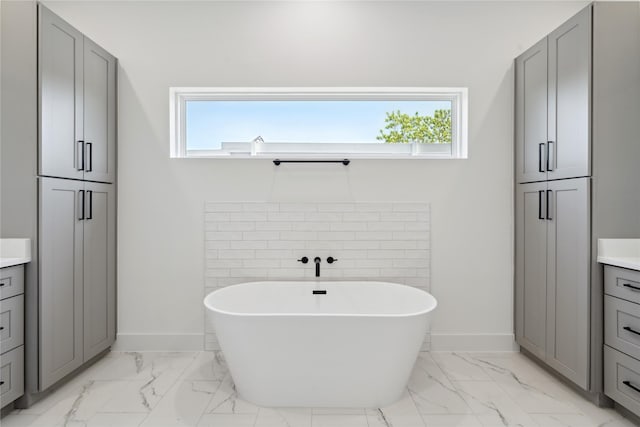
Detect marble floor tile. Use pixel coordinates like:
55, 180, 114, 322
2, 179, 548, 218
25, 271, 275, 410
529, 413, 638, 427
431, 353, 494, 382
196, 413, 258, 426
203, 373, 260, 414
366, 390, 426, 426
453, 380, 539, 427
254, 407, 312, 427
84, 413, 148, 426
180, 351, 227, 382
310, 414, 369, 427
3, 351, 640, 427
409, 353, 473, 415
139, 380, 219, 426
421, 414, 484, 427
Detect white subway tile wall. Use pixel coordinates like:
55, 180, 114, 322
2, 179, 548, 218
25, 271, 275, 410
204, 202, 430, 350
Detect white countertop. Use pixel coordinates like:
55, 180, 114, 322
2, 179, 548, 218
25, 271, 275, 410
597, 239, 640, 271
0, 238, 32, 268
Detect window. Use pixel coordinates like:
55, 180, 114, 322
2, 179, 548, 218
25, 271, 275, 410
170, 88, 468, 159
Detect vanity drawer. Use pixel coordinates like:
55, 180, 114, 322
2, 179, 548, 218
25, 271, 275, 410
0, 295, 24, 354
0, 265, 24, 301
605, 265, 640, 305
605, 345, 640, 416
0, 345, 24, 407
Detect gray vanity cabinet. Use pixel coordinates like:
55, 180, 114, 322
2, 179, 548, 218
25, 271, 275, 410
515, 7, 591, 184
39, 6, 116, 184
39, 178, 115, 390
515, 178, 590, 389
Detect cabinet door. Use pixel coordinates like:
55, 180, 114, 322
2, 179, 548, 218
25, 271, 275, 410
39, 177, 84, 390
515, 38, 548, 183
545, 178, 590, 389
39, 5, 84, 180
83, 182, 116, 361
547, 6, 591, 180
515, 181, 548, 359
83, 38, 116, 184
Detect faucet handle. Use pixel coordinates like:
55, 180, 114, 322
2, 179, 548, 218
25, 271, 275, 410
327, 257, 338, 264
297, 257, 309, 264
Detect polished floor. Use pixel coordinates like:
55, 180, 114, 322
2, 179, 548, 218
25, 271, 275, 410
2, 351, 636, 427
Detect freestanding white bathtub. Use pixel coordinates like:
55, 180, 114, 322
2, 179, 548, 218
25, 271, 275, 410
203, 281, 437, 408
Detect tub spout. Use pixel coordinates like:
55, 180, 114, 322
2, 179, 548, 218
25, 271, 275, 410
314, 257, 321, 277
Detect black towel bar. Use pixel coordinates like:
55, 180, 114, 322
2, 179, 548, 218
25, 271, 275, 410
273, 159, 350, 166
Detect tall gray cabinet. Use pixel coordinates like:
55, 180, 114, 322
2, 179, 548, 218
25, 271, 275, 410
515, 2, 640, 399
0, 1, 117, 405
38, 5, 117, 392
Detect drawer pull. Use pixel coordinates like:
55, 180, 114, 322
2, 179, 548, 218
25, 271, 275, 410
623, 380, 640, 394
623, 326, 640, 336
623, 283, 640, 291
0, 381, 3, 385
0, 326, 3, 330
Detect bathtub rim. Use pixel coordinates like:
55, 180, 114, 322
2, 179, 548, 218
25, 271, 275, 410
203, 280, 437, 318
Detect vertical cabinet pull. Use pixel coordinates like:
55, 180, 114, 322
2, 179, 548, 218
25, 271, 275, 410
547, 141, 554, 171
86, 142, 93, 172
78, 190, 85, 220
86, 190, 93, 220
77, 140, 85, 171
538, 143, 546, 173
546, 190, 552, 220
538, 190, 545, 220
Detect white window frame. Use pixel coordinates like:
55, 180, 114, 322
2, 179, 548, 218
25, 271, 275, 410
170, 87, 468, 159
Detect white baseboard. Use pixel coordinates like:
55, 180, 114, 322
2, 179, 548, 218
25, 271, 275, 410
430, 333, 519, 352
113, 333, 204, 351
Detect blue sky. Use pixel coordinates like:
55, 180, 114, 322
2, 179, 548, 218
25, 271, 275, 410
186, 100, 452, 150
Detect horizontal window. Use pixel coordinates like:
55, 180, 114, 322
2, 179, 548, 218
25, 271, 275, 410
170, 88, 468, 159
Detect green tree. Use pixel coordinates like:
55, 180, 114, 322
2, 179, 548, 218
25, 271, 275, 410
376, 109, 452, 144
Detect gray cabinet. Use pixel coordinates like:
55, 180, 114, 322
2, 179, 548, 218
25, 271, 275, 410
83, 182, 116, 362
39, 6, 116, 184
515, 181, 548, 359
515, 40, 547, 184
39, 177, 115, 390
604, 266, 640, 416
516, 178, 590, 389
546, 8, 591, 181
1, 266, 26, 408
545, 178, 590, 388
515, 7, 591, 184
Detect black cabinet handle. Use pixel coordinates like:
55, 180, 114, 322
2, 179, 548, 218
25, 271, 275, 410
538, 190, 544, 220
0, 326, 4, 330
546, 141, 554, 171
86, 190, 93, 220
312, 290, 327, 295
623, 326, 640, 336
623, 283, 640, 292
539, 143, 545, 173
86, 142, 93, 172
546, 190, 552, 220
78, 190, 85, 220
297, 257, 308, 264
623, 380, 640, 394
77, 140, 85, 171
0, 381, 4, 386
327, 257, 338, 264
